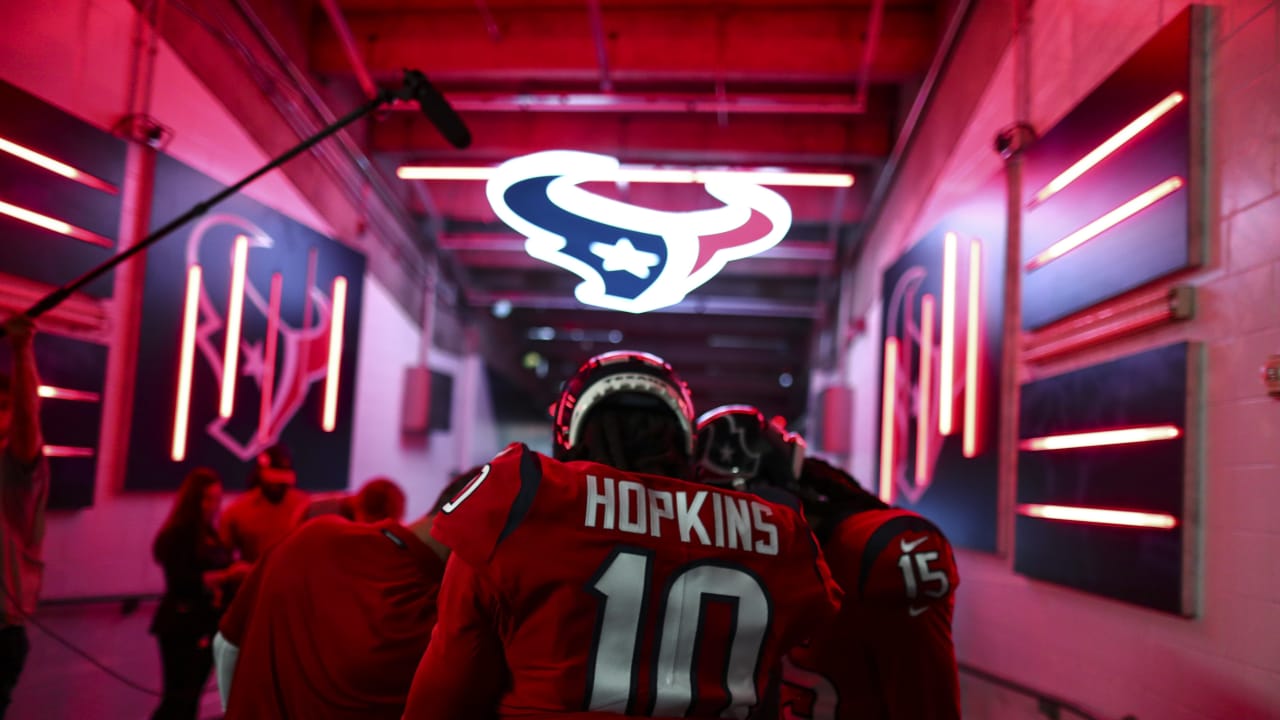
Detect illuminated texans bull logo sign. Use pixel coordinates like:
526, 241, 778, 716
170, 214, 349, 462
880, 232, 985, 504
486, 150, 792, 313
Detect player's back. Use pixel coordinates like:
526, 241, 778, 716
435, 443, 841, 719
781, 507, 961, 720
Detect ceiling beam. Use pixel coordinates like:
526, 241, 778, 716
470, 290, 817, 319
311, 5, 938, 87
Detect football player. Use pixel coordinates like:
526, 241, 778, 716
694, 408, 961, 720
780, 457, 961, 720
403, 351, 841, 719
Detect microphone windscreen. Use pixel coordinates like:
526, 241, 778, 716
405, 71, 472, 150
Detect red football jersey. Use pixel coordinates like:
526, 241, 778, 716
220, 517, 445, 720
404, 443, 841, 720
780, 507, 961, 720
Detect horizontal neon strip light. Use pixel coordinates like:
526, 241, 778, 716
938, 232, 958, 436
963, 238, 982, 458
1020, 424, 1181, 451
1023, 303, 1174, 362
0, 136, 118, 194
43, 445, 95, 459
219, 235, 249, 419
915, 295, 934, 483
1026, 177, 1184, 272
879, 337, 899, 503
322, 276, 348, 433
171, 265, 202, 462
37, 385, 100, 402
397, 165, 854, 188
0, 199, 113, 248
1018, 503, 1178, 529
1030, 92, 1185, 207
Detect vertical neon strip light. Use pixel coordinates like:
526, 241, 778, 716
938, 232, 958, 435
915, 295, 935, 482
963, 239, 982, 458
258, 273, 283, 442
879, 337, 899, 503
219, 235, 249, 418
322, 276, 348, 432
171, 266, 202, 461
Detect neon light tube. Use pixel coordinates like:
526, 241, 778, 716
1023, 303, 1174, 362
259, 272, 282, 442
915, 295, 934, 482
0, 200, 113, 248
43, 446, 96, 459
963, 239, 982, 458
0, 136, 118, 194
1030, 92, 1185, 206
397, 164, 854, 188
879, 337, 899, 503
1018, 503, 1178, 529
171, 265, 202, 462
1026, 177, 1184, 271
37, 386, 100, 402
218, 235, 249, 418
1020, 424, 1181, 451
322, 276, 348, 432
938, 232, 958, 436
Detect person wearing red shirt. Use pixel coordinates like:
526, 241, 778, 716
212, 471, 475, 719
403, 351, 841, 720
219, 444, 309, 564
779, 458, 961, 720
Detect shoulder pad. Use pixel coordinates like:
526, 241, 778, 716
830, 509, 958, 603
431, 443, 545, 566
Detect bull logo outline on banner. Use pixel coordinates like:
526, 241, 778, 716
486, 150, 793, 314
185, 215, 336, 462
883, 234, 983, 505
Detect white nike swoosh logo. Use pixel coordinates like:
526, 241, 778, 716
909, 605, 928, 617
900, 536, 928, 553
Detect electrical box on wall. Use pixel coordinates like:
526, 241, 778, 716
1265, 354, 1280, 398
819, 386, 853, 454
402, 366, 432, 435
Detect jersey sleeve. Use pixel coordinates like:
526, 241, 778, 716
860, 603, 961, 720
402, 554, 509, 720
829, 511, 958, 606
218, 547, 267, 646
430, 443, 543, 568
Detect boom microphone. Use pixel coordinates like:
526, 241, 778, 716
401, 70, 472, 150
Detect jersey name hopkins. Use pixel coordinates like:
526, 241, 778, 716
583, 474, 779, 555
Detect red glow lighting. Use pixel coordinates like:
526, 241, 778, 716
322, 276, 348, 432
0, 200, 113, 248
171, 265, 202, 462
1026, 177, 1185, 272
879, 337, 899, 503
258, 272, 283, 443
1020, 424, 1181, 451
1021, 285, 1192, 363
43, 446, 96, 459
396, 164, 854, 188
1030, 92, 1185, 207
915, 295, 934, 482
1018, 503, 1178, 529
219, 235, 249, 419
963, 239, 982, 458
938, 232, 958, 436
0, 136, 118, 194
37, 385, 100, 402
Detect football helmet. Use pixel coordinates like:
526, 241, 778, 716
695, 404, 806, 488
551, 350, 696, 461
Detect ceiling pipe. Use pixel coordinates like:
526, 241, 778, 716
854, 0, 887, 109
317, 0, 377, 98
585, 0, 612, 92
468, 290, 817, 319
440, 235, 835, 262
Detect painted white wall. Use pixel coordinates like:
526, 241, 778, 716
0, 0, 495, 598
348, 278, 498, 521
838, 1, 1280, 717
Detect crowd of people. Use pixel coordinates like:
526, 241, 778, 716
0, 312, 961, 719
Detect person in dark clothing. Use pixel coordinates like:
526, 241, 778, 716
150, 467, 246, 720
